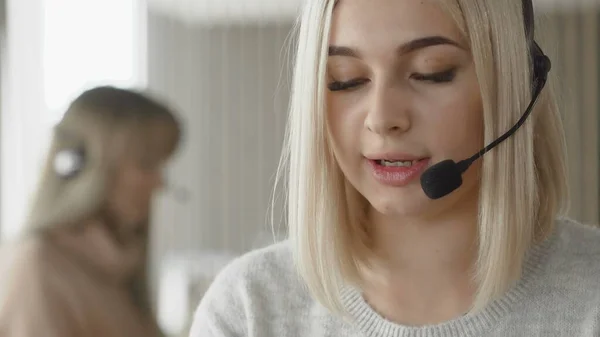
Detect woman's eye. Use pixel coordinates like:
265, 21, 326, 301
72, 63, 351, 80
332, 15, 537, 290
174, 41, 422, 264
327, 78, 368, 92
411, 68, 457, 83
327, 68, 456, 91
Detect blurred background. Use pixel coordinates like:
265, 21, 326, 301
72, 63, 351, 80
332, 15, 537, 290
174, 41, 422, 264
0, 0, 597, 336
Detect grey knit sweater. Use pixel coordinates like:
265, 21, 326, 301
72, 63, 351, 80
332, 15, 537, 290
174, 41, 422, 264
190, 218, 600, 337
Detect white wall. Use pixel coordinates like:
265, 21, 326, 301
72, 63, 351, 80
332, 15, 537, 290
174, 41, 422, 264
145, 0, 600, 25
147, 0, 300, 25
537, 11, 599, 224
146, 18, 294, 333
1, 0, 46, 240
147, 14, 293, 288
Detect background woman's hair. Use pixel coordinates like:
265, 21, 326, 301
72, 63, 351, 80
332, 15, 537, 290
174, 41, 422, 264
274, 0, 569, 316
23, 85, 182, 326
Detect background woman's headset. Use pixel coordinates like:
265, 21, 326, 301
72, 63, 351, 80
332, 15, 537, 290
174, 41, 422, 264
53, 147, 86, 179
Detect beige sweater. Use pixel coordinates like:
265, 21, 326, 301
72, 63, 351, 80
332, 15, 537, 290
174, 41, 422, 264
0, 231, 161, 337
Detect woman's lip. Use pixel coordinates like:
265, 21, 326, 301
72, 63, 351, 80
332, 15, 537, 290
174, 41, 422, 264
366, 158, 431, 187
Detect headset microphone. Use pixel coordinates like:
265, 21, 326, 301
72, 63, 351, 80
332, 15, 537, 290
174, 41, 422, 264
420, 0, 551, 200
420, 59, 548, 199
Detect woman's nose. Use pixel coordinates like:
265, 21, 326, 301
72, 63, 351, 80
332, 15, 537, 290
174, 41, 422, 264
364, 85, 412, 135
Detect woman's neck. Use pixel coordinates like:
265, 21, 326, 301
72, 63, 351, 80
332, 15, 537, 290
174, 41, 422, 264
363, 202, 479, 326
49, 219, 144, 284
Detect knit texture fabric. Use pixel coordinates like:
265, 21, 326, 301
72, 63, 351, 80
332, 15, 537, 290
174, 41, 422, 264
190, 218, 600, 337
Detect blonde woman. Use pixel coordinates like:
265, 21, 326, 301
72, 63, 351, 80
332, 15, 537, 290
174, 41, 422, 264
191, 0, 600, 336
0, 86, 181, 337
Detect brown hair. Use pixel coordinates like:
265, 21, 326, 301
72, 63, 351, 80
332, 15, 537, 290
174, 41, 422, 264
23, 85, 182, 325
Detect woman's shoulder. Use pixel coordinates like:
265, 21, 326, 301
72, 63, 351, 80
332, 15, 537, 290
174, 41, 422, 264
553, 217, 600, 256
0, 236, 50, 283
189, 240, 317, 336
0, 234, 94, 303
541, 217, 600, 289
0, 236, 72, 298
197, 239, 307, 302
0, 236, 78, 331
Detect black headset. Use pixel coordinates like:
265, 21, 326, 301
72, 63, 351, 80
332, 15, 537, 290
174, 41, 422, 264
52, 126, 86, 179
420, 0, 552, 199
523, 0, 552, 93
53, 147, 86, 179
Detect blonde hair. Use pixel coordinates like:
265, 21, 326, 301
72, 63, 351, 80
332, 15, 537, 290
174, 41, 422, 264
275, 0, 569, 316
24, 85, 181, 318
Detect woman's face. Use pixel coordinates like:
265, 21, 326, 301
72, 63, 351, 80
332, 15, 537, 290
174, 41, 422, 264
109, 154, 164, 231
107, 121, 175, 234
327, 0, 484, 218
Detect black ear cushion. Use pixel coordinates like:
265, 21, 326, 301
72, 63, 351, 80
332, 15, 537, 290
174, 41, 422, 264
531, 41, 551, 80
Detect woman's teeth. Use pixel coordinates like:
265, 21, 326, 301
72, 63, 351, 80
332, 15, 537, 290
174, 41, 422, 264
377, 159, 415, 167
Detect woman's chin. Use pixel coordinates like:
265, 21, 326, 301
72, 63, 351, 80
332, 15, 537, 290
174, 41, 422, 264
363, 180, 480, 222
362, 183, 434, 218
368, 197, 433, 219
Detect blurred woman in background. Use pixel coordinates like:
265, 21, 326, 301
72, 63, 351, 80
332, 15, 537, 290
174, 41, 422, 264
0, 86, 182, 337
